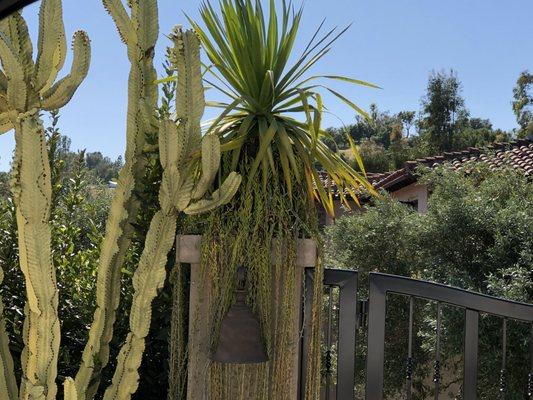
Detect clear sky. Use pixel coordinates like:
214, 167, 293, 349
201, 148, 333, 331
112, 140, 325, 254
0, 0, 532, 171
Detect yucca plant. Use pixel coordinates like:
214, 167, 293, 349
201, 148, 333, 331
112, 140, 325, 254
189, 0, 378, 215
167, 2, 380, 399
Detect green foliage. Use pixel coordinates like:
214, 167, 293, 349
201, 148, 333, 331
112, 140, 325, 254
323, 71, 514, 173
85, 152, 122, 183
0, 172, 8, 197
190, 0, 376, 216
350, 139, 390, 173
512, 70, 533, 138
418, 69, 469, 152
326, 164, 532, 398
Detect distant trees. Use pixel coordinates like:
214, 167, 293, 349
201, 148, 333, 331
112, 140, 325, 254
512, 70, 533, 138
85, 152, 123, 183
0, 171, 8, 197
322, 70, 515, 173
0, 113, 123, 198
418, 70, 469, 152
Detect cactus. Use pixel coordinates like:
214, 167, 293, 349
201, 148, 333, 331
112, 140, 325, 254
74, 1, 159, 398
0, 1, 90, 399
0, 2, 240, 399
102, 26, 240, 400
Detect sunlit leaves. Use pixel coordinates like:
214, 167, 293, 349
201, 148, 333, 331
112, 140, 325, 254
191, 0, 378, 215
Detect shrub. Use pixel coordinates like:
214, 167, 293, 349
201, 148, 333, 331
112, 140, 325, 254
326, 163, 532, 398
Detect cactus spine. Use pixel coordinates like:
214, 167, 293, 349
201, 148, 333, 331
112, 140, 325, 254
74, 1, 159, 398
0, 1, 90, 399
102, 26, 241, 400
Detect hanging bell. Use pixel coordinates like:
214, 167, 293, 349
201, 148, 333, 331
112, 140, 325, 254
211, 267, 269, 364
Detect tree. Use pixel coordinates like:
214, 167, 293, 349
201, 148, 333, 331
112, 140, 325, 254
512, 70, 533, 138
454, 118, 510, 149
0, 171, 8, 197
356, 139, 390, 172
419, 70, 469, 152
397, 110, 416, 138
326, 164, 533, 399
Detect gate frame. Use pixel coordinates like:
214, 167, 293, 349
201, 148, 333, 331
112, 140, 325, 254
300, 268, 358, 400
365, 272, 533, 400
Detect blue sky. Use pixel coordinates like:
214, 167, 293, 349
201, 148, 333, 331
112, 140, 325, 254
1, 0, 532, 171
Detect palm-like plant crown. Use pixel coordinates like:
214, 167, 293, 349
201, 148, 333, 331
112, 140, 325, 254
190, 0, 378, 215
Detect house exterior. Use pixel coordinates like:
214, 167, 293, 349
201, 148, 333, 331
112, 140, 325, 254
321, 137, 533, 225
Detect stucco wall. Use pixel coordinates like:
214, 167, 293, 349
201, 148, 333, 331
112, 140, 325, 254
390, 183, 428, 213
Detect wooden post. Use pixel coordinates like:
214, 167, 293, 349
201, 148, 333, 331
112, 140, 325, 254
176, 235, 209, 400
177, 235, 317, 400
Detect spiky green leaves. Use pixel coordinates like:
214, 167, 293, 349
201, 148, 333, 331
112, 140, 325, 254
193, 0, 379, 216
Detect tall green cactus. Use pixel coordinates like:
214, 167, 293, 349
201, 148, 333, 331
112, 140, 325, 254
74, 1, 159, 398
0, 1, 240, 399
102, 26, 241, 400
0, 1, 90, 399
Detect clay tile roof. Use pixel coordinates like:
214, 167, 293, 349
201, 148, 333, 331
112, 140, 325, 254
317, 137, 533, 197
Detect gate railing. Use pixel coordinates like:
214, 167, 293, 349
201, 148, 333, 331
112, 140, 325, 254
366, 273, 533, 400
300, 270, 533, 400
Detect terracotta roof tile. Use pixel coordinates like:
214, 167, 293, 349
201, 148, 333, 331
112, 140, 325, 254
318, 138, 533, 197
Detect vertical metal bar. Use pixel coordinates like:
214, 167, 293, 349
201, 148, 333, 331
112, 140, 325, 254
300, 269, 357, 399
299, 268, 314, 399
365, 278, 387, 400
406, 296, 414, 400
500, 318, 507, 397
527, 324, 533, 400
464, 309, 479, 400
434, 302, 442, 400
325, 287, 333, 400
337, 273, 357, 400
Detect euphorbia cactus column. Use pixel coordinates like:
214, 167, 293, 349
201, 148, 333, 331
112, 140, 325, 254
74, 1, 160, 397
102, 26, 241, 400
0, 1, 91, 399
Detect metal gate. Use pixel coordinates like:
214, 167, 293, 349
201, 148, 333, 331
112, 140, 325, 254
300, 269, 533, 400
